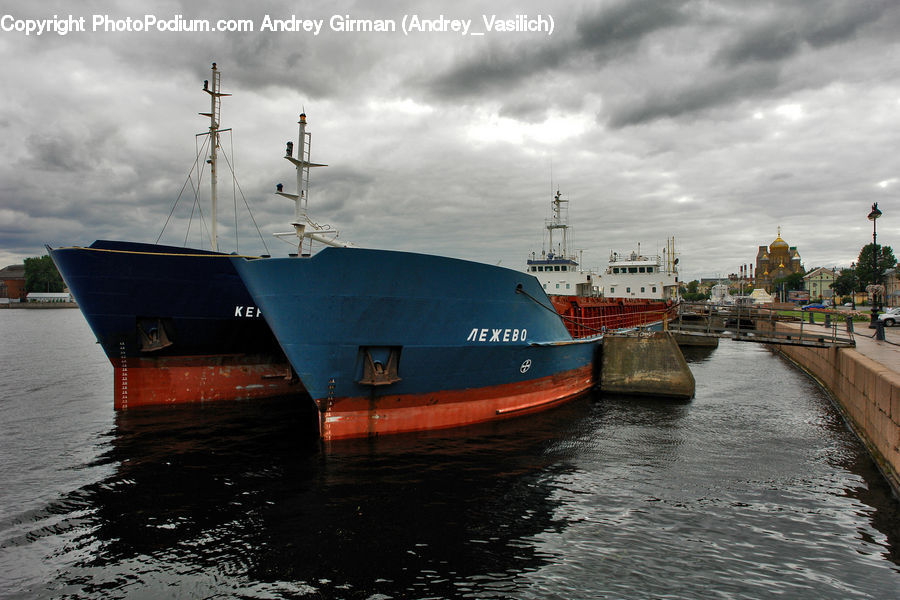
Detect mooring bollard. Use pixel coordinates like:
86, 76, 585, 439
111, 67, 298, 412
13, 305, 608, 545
846, 315, 854, 334
876, 320, 885, 341
824, 312, 831, 328
808, 311, 815, 324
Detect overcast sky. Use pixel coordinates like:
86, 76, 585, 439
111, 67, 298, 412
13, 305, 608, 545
1, 0, 898, 281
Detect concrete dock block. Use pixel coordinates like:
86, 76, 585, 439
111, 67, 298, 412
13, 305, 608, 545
600, 332, 695, 399
671, 332, 719, 348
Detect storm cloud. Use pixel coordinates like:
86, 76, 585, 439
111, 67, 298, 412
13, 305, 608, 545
1, 0, 898, 281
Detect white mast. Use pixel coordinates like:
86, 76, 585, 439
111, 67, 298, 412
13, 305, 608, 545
199, 62, 230, 252
546, 190, 569, 258
275, 111, 349, 254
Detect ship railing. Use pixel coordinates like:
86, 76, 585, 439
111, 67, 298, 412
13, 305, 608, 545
517, 287, 673, 340
562, 303, 674, 339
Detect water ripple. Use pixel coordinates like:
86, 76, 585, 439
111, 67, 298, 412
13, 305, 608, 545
1, 312, 899, 598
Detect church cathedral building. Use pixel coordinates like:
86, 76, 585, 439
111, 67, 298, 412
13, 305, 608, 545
755, 228, 803, 293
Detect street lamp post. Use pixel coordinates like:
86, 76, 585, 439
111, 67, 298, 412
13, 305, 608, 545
868, 202, 882, 328
831, 266, 835, 306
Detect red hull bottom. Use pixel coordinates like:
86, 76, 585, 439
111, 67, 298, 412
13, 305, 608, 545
112, 354, 300, 409
318, 365, 594, 440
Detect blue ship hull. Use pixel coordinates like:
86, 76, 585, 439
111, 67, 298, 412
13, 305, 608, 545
49, 240, 299, 408
232, 248, 601, 439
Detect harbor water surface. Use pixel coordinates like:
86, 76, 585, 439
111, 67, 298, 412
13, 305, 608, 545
1, 309, 899, 598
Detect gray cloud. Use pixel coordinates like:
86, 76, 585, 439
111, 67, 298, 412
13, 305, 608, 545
606, 64, 783, 128
1, 0, 899, 280
423, 0, 689, 103
716, 0, 891, 66
573, 0, 689, 53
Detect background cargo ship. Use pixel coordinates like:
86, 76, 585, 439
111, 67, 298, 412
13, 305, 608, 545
525, 190, 676, 340
49, 64, 344, 408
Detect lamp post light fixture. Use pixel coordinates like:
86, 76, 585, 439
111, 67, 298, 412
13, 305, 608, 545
868, 202, 882, 328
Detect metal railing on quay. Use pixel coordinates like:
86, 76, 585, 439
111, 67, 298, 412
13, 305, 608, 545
668, 302, 856, 348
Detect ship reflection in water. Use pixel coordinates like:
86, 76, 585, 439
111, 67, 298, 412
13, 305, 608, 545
29, 397, 592, 598
2, 313, 900, 598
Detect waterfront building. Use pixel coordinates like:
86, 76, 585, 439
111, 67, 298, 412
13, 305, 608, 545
0, 264, 26, 302
26, 292, 74, 303
885, 266, 899, 307
755, 228, 803, 293
803, 267, 836, 302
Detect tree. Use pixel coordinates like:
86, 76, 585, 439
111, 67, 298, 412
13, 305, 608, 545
832, 266, 858, 298
681, 279, 707, 301
855, 243, 896, 287
24, 255, 64, 293
774, 271, 804, 291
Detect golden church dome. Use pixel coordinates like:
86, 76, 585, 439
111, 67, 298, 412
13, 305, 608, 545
770, 226, 788, 251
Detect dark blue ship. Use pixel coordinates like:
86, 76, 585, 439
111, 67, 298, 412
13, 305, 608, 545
49, 239, 296, 408
48, 64, 346, 408
232, 247, 603, 440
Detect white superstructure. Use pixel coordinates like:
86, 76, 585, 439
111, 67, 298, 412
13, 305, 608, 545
710, 283, 733, 304
600, 240, 679, 301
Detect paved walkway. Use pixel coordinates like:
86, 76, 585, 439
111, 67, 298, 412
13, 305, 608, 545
784, 320, 900, 370
851, 325, 900, 371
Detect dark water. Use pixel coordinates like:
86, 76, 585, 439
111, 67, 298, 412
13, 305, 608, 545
1, 309, 899, 599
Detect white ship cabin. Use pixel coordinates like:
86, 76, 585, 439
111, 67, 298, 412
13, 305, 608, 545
601, 248, 679, 301
710, 283, 733, 305
526, 252, 598, 296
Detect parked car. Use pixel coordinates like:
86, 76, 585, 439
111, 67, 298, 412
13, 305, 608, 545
878, 307, 900, 326
801, 303, 827, 310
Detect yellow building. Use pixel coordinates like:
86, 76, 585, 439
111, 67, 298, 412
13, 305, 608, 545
755, 228, 803, 293
803, 267, 835, 302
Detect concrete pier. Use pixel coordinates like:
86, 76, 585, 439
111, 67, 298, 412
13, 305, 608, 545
600, 331, 695, 399
770, 322, 900, 497
671, 331, 719, 348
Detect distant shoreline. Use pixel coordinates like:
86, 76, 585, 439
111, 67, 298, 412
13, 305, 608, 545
0, 302, 79, 309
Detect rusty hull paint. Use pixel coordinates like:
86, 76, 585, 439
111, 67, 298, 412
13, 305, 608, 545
112, 355, 300, 409
319, 364, 593, 440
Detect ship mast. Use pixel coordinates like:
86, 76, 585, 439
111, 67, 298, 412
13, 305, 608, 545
546, 190, 569, 259
199, 62, 231, 252
275, 111, 348, 254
